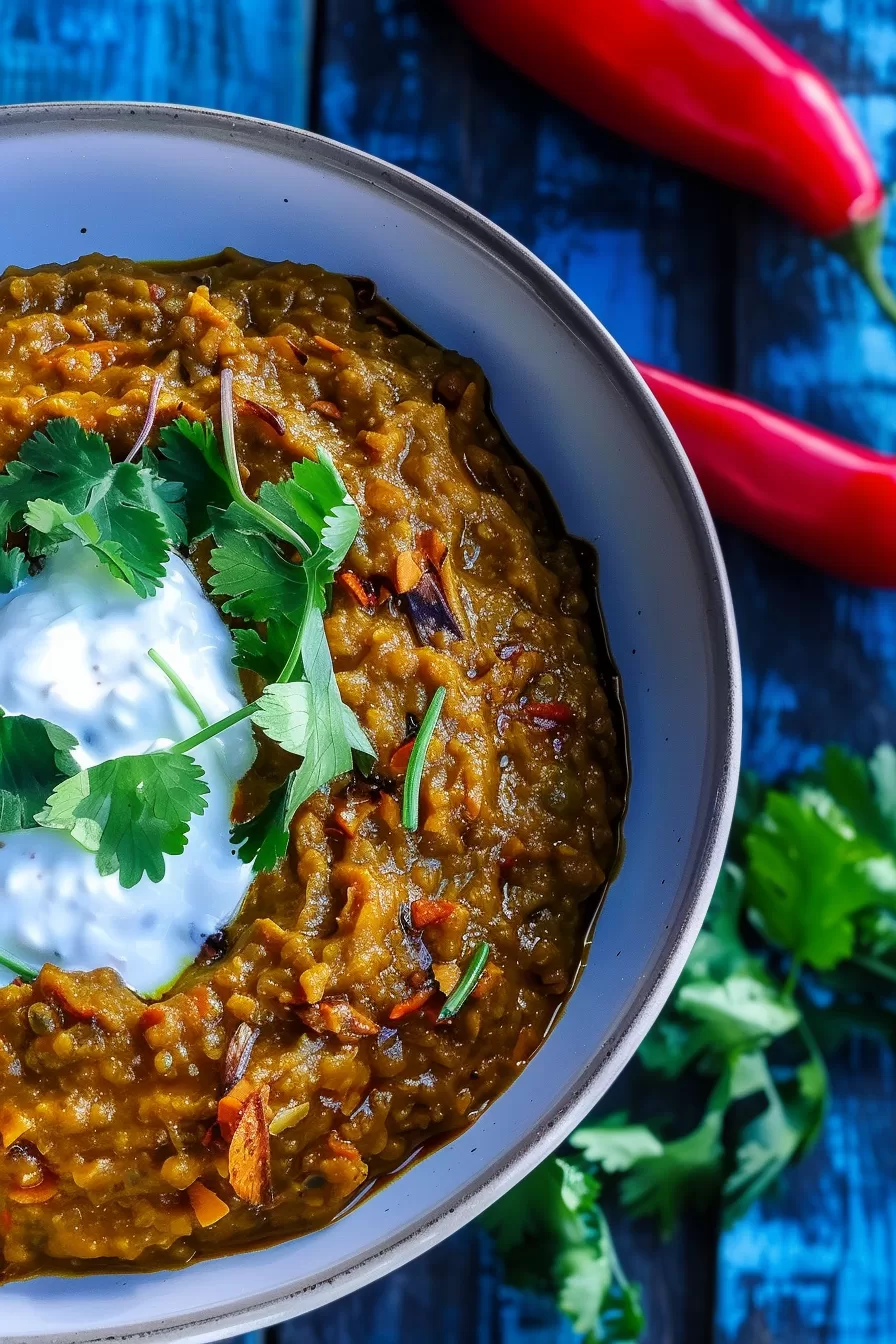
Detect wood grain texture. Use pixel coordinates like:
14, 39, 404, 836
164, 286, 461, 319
717, 1037, 896, 1344
715, 1, 896, 1340
2, 0, 895, 1339
0, 0, 313, 125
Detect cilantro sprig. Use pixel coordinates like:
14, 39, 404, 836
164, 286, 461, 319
484, 744, 896, 1343
0, 375, 373, 888
480, 1158, 644, 1344
0, 417, 186, 597
37, 752, 210, 887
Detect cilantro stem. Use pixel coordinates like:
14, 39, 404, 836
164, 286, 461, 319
124, 375, 163, 464
0, 949, 38, 981
276, 587, 316, 686
219, 368, 311, 558
401, 686, 446, 830
169, 595, 314, 755
148, 648, 209, 729
438, 941, 490, 1020
850, 952, 896, 985
783, 957, 802, 999
595, 1203, 632, 1290
171, 702, 256, 756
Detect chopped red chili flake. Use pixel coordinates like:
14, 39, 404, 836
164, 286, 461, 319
327, 1133, 362, 1160
337, 571, 377, 610
239, 396, 286, 435
519, 701, 574, 726
388, 987, 435, 1020
390, 737, 415, 772
410, 898, 456, 929
309, 399, 342, 420
286, 337, 308, 365
416, 529, 447, 569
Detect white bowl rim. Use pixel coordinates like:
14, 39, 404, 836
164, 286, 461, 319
0, 101, 742, 1343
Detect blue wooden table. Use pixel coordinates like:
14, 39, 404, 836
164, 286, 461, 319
3, 0, 896, 1339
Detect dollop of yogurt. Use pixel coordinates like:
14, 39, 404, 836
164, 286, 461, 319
0, 542, 256, 994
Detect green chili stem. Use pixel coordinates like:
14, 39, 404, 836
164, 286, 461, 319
401, 686, 446, 831
0, 950, 38, 981
219, 368, 311, 557
439, 941, 490, 1020
148, 648, 209, 729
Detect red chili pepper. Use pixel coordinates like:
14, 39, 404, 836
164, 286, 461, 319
388, 986, 435, 1020
636, 361, 896, 589
448, 0, 896, 322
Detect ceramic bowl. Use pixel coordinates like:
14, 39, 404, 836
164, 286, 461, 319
0, 102, 740, 1344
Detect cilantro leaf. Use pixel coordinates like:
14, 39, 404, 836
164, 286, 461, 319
640, 865, 796, 1074
0, 547, 25, 594
36, 751, 208, 888
212, 446, 360, 630
135, 463, 187, 547
723, 1052, 827, 1225
1, 418, 179, 598
745, 789, 896, 969
856, 906, 896, 959
480, 1157, 644, 1344
570, 1116, 664, 1171
25, 491, 169, 599
674, 973, 800, 1056
252, 679, 317, 757
208, 504, 310, 622
231, 618, 298, 679
341, 701, 377, 771
231, 777, 291, 871
0, 708, 80, 832
151, 417, 231, 541
260, 447, 360, 574
240, 610, 374, 870
617, 1077, 728, 1238
819, 743, 896, 854
0, 418, 113, 533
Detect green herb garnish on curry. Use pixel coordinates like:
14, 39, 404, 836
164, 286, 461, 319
0, 252, 625, 1280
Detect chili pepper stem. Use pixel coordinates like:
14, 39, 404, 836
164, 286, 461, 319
829, 211, 896, 326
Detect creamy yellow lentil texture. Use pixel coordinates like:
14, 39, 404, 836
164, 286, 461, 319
0, 251, 625, 1278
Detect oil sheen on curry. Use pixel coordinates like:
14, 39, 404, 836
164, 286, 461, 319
0, 251, 625, 1279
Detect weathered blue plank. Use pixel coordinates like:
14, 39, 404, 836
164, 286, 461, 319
0, 0, 313, 126
3, 0, 894, 1340
717, 1038, 896, 1342
717, 1, 896, 1340
321, 0, 728, 385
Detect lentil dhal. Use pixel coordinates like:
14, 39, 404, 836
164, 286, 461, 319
0, 251, 625, 1279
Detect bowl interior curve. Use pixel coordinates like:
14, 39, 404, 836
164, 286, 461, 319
0, 105, 740, 1344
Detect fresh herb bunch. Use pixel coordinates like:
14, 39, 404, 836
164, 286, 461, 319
0, 371, 375, 898
483, 744, 896, 1342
